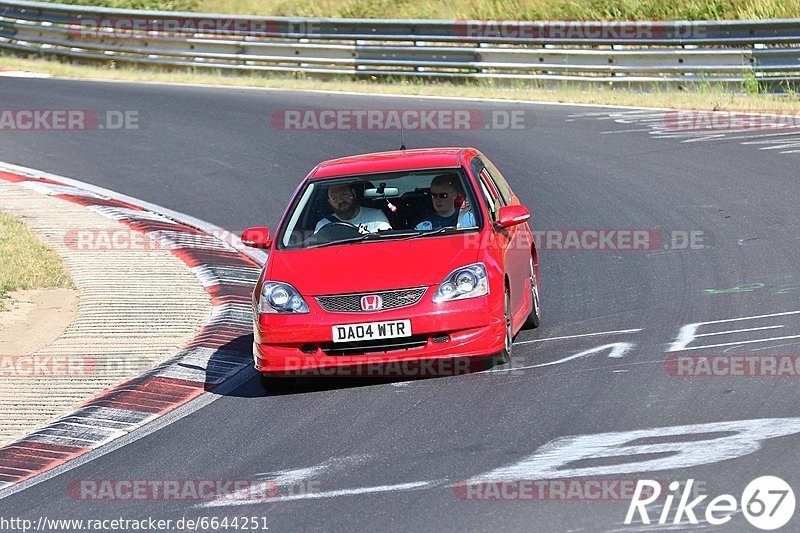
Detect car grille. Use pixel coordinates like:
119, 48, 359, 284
322, 335, 429, 356
316, 287, 427, 313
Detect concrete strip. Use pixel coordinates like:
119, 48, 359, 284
0, 180, 213, 445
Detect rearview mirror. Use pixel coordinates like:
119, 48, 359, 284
364, 187, 400, 198
494, 205, 530, 229
241, 227, 272, 248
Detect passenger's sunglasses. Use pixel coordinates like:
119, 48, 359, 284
431, 192, 451, 199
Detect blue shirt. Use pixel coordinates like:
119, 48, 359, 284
415, 210, 476, 231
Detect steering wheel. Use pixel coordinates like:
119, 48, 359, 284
305, 221, 361, 245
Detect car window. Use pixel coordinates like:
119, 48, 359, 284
481, 158, 514, 205
471, 158, 498, 221
478, 169, 502, 221
277, 168, 481, 249
480, 168, 502, 205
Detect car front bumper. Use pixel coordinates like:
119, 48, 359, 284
253, 294, 505, 377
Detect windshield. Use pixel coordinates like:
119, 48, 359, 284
277, 168, 482, 249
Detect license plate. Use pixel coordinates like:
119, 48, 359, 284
332, 320, 412, 343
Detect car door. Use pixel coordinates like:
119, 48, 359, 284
473, 156, 532, 323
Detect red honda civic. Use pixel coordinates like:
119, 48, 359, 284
242, 147, 540, 386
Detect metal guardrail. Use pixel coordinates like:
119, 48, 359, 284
2, 0, 800, 86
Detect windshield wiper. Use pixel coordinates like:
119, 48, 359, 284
397, 226, 460, 240
305, 235, 368, 249
305, 230, 421, 249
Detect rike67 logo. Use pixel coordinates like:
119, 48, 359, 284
626, 476, 795, 530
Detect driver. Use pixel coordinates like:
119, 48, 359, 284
315, 182, 392, 234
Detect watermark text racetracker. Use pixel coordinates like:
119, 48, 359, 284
271, 109, 531, 131
65, 228, 707, 253
68, 478, 320, 502
463, 229, 707, 252
453, 479, 671, 501
69, 16, 319, 39
0, 110, 141, 131
664, 110, 800, 132
453, 20, 707, 40
63, 229, 239, 251
0, 354, 151, 377
666, 355, 800, 377
1, 354, 93, 377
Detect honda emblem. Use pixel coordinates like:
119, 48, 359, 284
361, 295, 383, 311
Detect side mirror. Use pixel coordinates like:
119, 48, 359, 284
494, 205, 530, 229
241, 227, 272, 249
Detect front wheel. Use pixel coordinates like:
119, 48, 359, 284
523, 258, 541, 329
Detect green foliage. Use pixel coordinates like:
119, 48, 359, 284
53, 0, 198, 11
742, 68, 760, 94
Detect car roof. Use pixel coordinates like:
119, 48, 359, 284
311, 148, 475, 179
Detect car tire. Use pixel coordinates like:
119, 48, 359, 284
523, 258, 541, 329
498, 288, 513, 364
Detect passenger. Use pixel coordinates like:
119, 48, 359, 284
416, 174, 476, 231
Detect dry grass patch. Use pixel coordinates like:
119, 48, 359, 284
0, 211, 74, 310
36, 0, 800, 19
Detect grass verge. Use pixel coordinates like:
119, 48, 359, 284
0, 211, 74, 311
39, 0, 800, 20
2, 53, 800, 112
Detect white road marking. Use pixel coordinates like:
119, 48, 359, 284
487, 342, 634, 373
686, 309, 800, 325
749, 341, 800, 352
680, 334, 800, 351
718, 130, 800, 142
0, 71, 51, 78
741, 135, 800, 145
600, 128, 653, 134
256, 456, 366, 484
198, 456, 370, 508
199, 481, 437, 507
36, 75, 677, 114
572, 109, 800, 159
668, 310, 800, 352
515, 328, 641, 345
694, 325, 784, 337
760, 143, 800, 151
466, 418, 800, 482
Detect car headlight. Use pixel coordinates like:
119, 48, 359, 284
433, 263, 489, 302
259, 281, 309, 314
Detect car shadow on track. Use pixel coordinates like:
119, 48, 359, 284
204, 333, 507, 398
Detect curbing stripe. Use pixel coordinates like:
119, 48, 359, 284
0, 165, 264, 489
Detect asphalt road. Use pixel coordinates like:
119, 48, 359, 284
2, 77, 800, 532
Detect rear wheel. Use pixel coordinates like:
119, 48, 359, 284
523, 258, 541, 329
